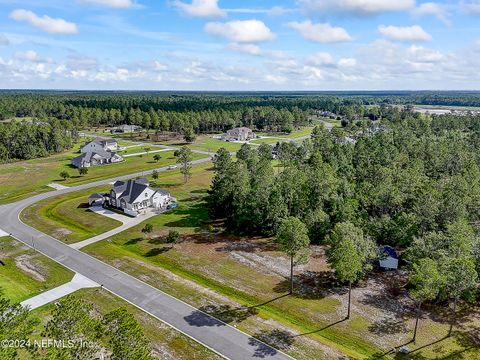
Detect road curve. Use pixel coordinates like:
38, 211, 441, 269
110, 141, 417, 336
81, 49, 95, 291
0, 156, 292, 360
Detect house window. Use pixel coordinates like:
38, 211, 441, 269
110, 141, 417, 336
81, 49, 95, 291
145, 193, 148, 197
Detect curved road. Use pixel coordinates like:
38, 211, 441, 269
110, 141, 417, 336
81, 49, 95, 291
0, 156, 292, 360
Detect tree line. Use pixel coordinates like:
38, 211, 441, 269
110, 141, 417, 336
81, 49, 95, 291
207, 108, 480, 337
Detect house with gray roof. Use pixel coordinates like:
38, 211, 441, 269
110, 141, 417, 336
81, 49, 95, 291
107, 178, 173, 216
71, 148, 123, 168
71, 137, 123, 168
111, 124, 143, 133
221, 127, 256, 142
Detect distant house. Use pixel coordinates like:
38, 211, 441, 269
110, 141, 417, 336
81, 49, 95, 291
108, 178, 174, 217
379, 246, 399, 270
221, 127, 256, 142
81, 137, 118, 153
71, 137, 123, 168
111, 124, 143, 133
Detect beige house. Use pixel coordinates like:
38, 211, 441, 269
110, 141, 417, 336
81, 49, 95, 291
221, 127, 256, 142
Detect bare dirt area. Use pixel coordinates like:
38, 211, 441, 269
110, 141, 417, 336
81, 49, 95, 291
14, 254, 47, 282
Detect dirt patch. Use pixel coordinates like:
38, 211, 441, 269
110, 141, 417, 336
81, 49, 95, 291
53, 228, 72, 238
15, 254, 47, 281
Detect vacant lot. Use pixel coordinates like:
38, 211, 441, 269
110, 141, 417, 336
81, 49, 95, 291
81, 167, 480, 360
17, 288, 223, 360
0, 237, 73, 303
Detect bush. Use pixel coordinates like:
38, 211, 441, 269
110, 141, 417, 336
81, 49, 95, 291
165, 230, 180, 244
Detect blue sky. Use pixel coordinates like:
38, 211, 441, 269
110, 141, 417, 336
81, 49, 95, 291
0, 0, 480, 90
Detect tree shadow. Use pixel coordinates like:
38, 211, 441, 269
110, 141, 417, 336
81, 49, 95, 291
144, 246, 172, 257
273, 271, 347, 300
77, 202, 90, 209
215, 238, 278, 253
125, 237, 143, 245
198, 304, 258, 324
183, 310, 226, 327
250, 294, 290, 308
248, 329, 295, 358
148, 236, 166, 245
295, 318, 347, 337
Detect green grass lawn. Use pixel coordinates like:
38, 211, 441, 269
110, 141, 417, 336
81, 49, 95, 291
187, 136, 243, 153
20, 186, 122, 244
0, 237, 73, 303
16, 288, 222, 360
250, 137, 280, 145
0, 147, 208, 205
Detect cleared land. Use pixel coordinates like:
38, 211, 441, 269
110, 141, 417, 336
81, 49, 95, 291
0, 146, 206, 205
0, 237, 73, 303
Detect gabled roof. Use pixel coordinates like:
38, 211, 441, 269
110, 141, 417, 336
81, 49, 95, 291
92, 137, 117, 146
89, 193, 104, 199
72, 149, 121, 167
110, 178, 169, 205
380, 245, 398, 259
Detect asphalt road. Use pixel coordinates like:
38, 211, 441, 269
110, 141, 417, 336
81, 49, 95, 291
0, 155, 292, 360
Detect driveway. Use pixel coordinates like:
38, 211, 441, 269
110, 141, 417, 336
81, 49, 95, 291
0, 153, 292, 359
71, 207, 161, 250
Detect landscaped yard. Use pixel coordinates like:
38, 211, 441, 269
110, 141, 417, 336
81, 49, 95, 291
0, 237, 73, 303
0, 147, 207, 205
20, 186, 121, 244
79, 166, 480, 360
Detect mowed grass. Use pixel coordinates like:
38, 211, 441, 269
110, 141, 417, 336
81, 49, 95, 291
187, 136, 243, 153
20, 186, 121, 244
0, 146, 207, 205
16, 288, 223, 360
0, 237, 73, 303
82, 165, 480, 360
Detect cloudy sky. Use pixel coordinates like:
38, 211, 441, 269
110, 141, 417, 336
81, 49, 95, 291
1, 0, 480, 90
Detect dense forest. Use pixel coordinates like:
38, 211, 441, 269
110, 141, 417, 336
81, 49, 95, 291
207, 106, 480, 303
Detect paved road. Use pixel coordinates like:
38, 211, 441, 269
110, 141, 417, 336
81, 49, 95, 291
0, 155, 292, 360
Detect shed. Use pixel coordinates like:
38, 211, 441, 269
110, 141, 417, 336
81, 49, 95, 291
379, 245, 399, 270
89, 193, 105, 207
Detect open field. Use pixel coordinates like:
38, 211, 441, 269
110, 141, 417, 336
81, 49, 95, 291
20, 186, 121, 244
256, 126, 315, 139
0, 146, 207, 204
0, 237, 73, 303
77, 166, 480, 360
16, 288, 223, 360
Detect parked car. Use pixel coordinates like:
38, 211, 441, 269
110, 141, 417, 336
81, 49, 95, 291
168, 165, 178, 170
167, 203, 178, 209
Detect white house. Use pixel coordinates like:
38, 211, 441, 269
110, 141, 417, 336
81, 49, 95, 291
71, 137, 123, 168
81, 137, 118, 153
108, 178, 174, 217
221, 127, 256, 142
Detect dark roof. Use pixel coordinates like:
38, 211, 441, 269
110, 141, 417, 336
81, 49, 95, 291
381, 246, 398, 259
71, 149, 120, 167
111, 178, 169, 205
92, 137, 117, 146
89, 193, 104, 199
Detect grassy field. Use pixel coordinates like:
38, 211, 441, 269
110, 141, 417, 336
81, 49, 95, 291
0, 146, 207, 205
15, 288, 223, 360
20, 186, 121, 244
78, 166, 480, 360
0, 237, 73, 303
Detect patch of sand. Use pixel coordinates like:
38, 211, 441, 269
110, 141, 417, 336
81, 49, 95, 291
15, 254, 46, 281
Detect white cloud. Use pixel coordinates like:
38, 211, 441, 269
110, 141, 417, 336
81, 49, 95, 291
9, 9, 78, 34
306, 52, 335, 66
288, 21, 352, 43
412, 2, 449, 24
378, 25, 432, 42
15, 50, 41, 62
407, 45, 445, 63
154, 61, 168, 71
78, 0, 136, 7
205, 20, 275, 43
298, 0, 416, 14
227, 43, 262, 56
461, 1, 480, 14
174, 0, 226, 18
338, 58, 357, 67
0, 34, 9, 45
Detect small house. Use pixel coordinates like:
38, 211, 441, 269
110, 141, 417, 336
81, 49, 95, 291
111, 124, 143, 133
379, 246, 399, 270
221, 127, 256, 142
88, 193, 105, 207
